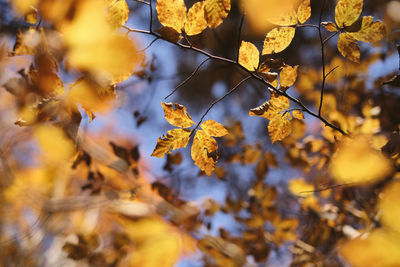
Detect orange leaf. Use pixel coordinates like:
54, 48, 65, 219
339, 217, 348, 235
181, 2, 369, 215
161, 102, 194, 128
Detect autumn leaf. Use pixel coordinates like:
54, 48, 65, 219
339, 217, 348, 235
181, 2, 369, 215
151, 128, 191, 158
200, 120, 229, 137
185, 1, 207, 36
106, 0, 129, 29
330, 136, 392, 185
289, 178, 314, 196
268, 114, 292, 143
335, 0, 363, 28
262, 27, 296, 55
280, 65, 298, 88
378, 181, 400, 233
297, 0, 311, 24
337, 33, 360, 63
267, 6, 297, 26
204, 0, 231, 29
348, 16, 386, 43
322, 21, 338, 32
292, 110, 304, 120
156, 0, 187, 33
161, 102, 195, 128
238, 41, 259, 71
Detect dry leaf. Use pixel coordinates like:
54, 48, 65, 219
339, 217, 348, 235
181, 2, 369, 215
185, 1, 207, 36
151, 129, 191, 158
322, 21, 338, 32
161, 102, 195, 128
262, 27, 296, 54
348, 16, 386, 43
156, 0, 187, 33
191, 129, 218, 176
337, 33, 360, 63
106, 0, 129, 29
204, 0, 231, 29
297, 0, 311, 24
280, 65, 298, 88
238, 41, 259, 71
335, 0, 363, 28
201, 120, 229, 137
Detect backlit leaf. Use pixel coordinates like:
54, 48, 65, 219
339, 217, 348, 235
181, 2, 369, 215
335, 0, 363, 28
156, 0, 187, 33
185, 1, 207, 36
151, 128, 191, 158
280, 65, 298, 88
378, 181, 400, 233
161, 102, 194, 128
297, 0, 311, 24
330, 136, 392, 185
292, 110, 304, 119
348, 16, 386, 43
106, 0, 129, 28
249, 93, 289, 120
262, 27, 296, 55
337, 33, 360, 63
322, 21, 338, 32
201, 120, 229, 137
191, 129, 218, 176
204, 0, 231, 29
268, 114, 292, 143
238, 41, 259, 71
289, 178, 314, 196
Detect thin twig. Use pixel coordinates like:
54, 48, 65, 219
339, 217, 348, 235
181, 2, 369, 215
318, 0, 327, 117
300, 183, 352, 194
134, 0, 150, 5
190, 76, 252, 136
323, 30, 340, 44
325, 66, 339, 79
295, 24, 319, 29
138, 36, 159, 53
236, 13, 245, 62
165, 58, 210, 99
149, 0, 153, 32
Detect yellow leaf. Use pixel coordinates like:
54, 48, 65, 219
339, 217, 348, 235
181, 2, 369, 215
378, 181, 400, 233
25, 7, 38, 24
238, 41, 259, 71
348, 16, 386, 43
292, 110, 305, 120
268, 114, 292, 143
330, 136, 392, 185
335, 0, 363, 28
262, 27, 296, 55
289, 178, 314, 196
106, 0, 129, 29
268, 6, 297, 26
11, 0, 38, 14
201, 120, 229, 137
161, 102, 194, 128
156, 0, 187, 33
280, 65, 298, 88
297, 0, 311, 24
340, 229, 400, 267
185, 1, 207, 36
322, 21, 338, 32
35, 124, 75, 162
337, 33, 360, 63
191, 129, 218, 176
123, 217, 196, 267
151, 128, 191, 158
249, 93, 290, 120
204, 0, 231, 29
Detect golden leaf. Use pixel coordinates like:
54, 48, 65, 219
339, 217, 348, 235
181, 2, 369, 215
262, 27, 296, 55
25, 7, 38, 24
268, 6, 297, 26
348, 16, 386, 43
322, 21, 338, 32
151, 128, 191, 158
335, 0, 363, 28
106, 0, 129, 29
185, 1, 207, 36
292, 110, 305, 120
156, 0, 187, 33
297, 0, 311, 24
238, 41, 259, 71
191, 129, 218, 176
330, 136, 392, 185
161, 102, 195, 128
337, 33, 360, 63
340, 229, 400, 267
268, 114, 292, 143
249, 93, 290, 120
280, 65, 298, 88
204, 0, 231, 29
378, 181, 400, 233
289, 178, 314, 196
11, 0, 38, 14
201, 120, 229, 137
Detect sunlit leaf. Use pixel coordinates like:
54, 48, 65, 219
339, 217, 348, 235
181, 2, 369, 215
289, 178, 314, 196
337, 33, 360, 63
322, 21, 338, 32
335, 0, 363, 28
24, 7, 38, 24
204, 0, 231, 29
151, 128, 191, 158
330, 136, 392, 185
161, 102, 194, 128
280, 65, 298, 88
297, 0, 311, 24
156, 0, 187, 33
201, 120, 229, 137
262, 27, 296, 55
106, 0, 129, 29
292, 110, 304, 120
249, 93, 290, 120
11, 0, 38, 14
185, 1, 207, 36
348, 16, 386, 43
191, 129, 218, 176
268, 114, 292, 143
379, 181, 400, 233
238, 41, 259, 71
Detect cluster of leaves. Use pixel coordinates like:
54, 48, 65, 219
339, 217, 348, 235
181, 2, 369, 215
0, 0, 400, 266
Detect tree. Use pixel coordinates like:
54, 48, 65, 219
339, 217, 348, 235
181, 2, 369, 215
0, 0, 399, 266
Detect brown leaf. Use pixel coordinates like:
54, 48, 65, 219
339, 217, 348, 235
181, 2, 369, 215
348, 16, 386, 43
262, 27, 296, 55
335, 0, 363, 28
191, 129, 218, 176
204, 0, 231, 29
161, 102, 194, 128
337, 33, 360, 63
201, 120, 229, 137
151, 128, 191, 158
